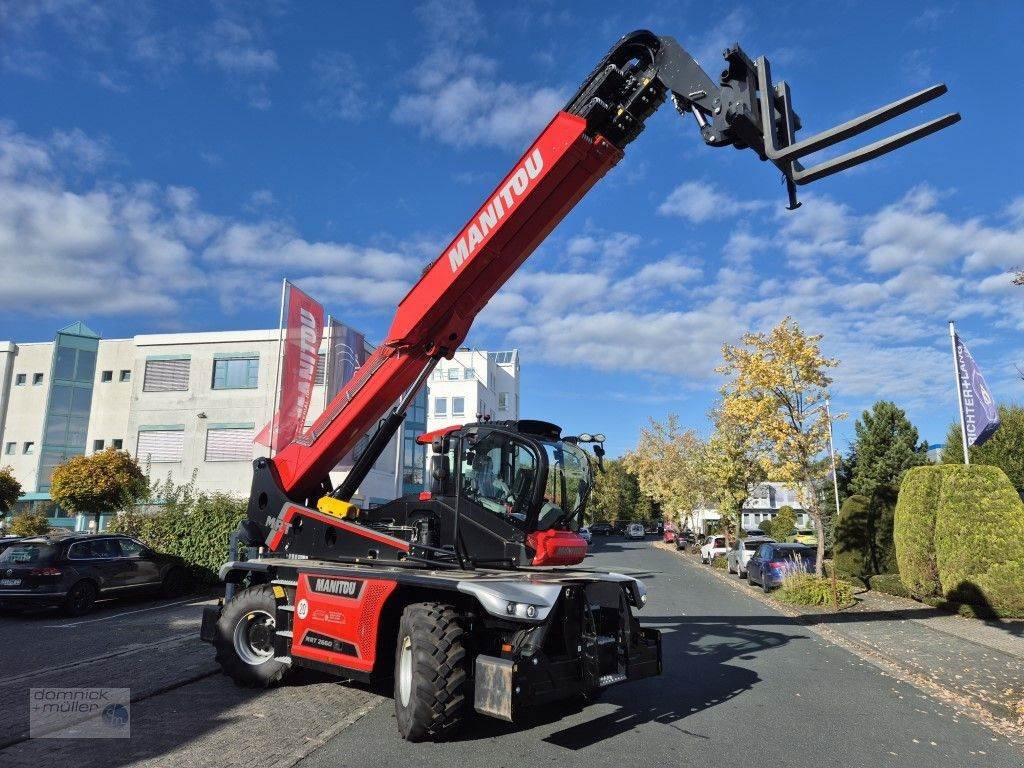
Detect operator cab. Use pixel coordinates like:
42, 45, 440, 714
370, 419, 596, 567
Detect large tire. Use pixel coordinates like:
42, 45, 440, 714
394, 602, 467, 741
213, 584, 289, 688
63, 580, 97, 617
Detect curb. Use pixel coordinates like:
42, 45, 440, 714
653, 541, 1024, 745
271, 696, 382, 768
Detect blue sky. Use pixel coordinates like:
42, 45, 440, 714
1, 0, 1022, 456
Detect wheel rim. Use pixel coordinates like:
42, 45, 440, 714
398, 635, 413, 707
233, 610, 275, 666
71, 584, 92, 610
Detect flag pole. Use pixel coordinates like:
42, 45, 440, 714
948, 320, 970, 465
269, 279, 288, 459
824, 398, 841, 521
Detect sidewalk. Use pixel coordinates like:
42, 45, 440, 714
658, 543, 1024, 736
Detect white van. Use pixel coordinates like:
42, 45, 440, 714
626, 522, 645, 540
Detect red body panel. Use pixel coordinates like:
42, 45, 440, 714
272, 113, 623, 497
527, 529, 588, 566
290, 573, 397, 673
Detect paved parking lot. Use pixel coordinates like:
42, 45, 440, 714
0, 540, 1021, 767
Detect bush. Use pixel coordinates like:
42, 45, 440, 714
934, 464, 1024, 618
763, 505, 796, 541
868, 573, 911, 599
711, 554, 728, 569
110, 492, 246, 584
834, 490, 898, 586
9, 511, 50, 536
775, 573, 855, 607
893, 465, 944, 598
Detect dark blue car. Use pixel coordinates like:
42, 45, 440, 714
746, 542, 816, 592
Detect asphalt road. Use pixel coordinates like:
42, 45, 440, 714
299, 537, 1022, 768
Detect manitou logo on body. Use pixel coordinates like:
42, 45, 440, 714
310, 576, 363, 598
448, 148, 544, 273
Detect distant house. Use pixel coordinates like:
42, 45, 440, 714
684, 482, 811, 534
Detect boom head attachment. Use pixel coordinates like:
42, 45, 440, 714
567, 31, 961, 209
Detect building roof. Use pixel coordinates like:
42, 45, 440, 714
57, 321, 100, 339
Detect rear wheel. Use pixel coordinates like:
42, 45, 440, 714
160, 567, 187, 598
394, 602, 467, 741
214, 584, 289, 688
63, 580, 97, 616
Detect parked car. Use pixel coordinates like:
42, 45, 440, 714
0, 534, 188, 616
589, 522, 613, 536
700, 535, 728, 564
626, 522, 646, 539
674, 530, 695, 550
726, 536, 774, 578
578, 526, 593, 544
662, 523, 677, 543
788, 529, 818, 545
746, 542, 817, 592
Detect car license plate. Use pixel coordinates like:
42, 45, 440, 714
0, 578, 21, 587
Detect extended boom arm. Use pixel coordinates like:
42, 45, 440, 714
268, 29, 958, 503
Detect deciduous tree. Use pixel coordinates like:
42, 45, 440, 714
51, 448, 149, 530
0, 466, 21, 529
705, 410, 765, 541
717, 317, 842, 575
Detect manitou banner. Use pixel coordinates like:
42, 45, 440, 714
255, 281, 325, 453
949, 321, 1000, 460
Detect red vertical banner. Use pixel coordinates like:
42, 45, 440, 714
255, 282, 324, 453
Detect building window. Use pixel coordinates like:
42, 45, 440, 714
431, 369, 443, 381
205, 426, 255, 462
93, 439, 104, 452
464, 368, 476, 380
212, 357, 259, 390
15, 373, 26, 385
119, 369, 131, 382
101, 370, 113, 382
136, 429, 184, 463
143, 358, 190, 392
434, 397, 447, 416
33, 373, 43, 385
498, 392, 509, 411
23, 442, 34, 455
112, 438, 123, 449
452, 397, 465, 416
447, 368, 459, 380
4, 442, 14, 455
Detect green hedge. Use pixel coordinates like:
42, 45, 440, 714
834, 495, 872, 584
110, 493, 246, 584
893, 465, 944, 598
868, 573, 911, 599
934, 465, 1024, 618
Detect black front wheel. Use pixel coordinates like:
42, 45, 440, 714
63, 580, 97, 617
213, 584, 289, 688
394, 602, 467, 741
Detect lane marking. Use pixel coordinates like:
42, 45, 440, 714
43, 597, 210, 628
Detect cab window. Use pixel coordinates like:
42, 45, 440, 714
459, 432, 537, 528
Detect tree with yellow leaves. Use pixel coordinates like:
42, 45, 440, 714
624, 415, 709, 532
717, 317, 841, 575
705, 408, 766, 542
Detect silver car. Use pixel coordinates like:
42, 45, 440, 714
726, 536, 775, 579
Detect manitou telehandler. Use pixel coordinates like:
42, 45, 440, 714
200, 29, 958, 740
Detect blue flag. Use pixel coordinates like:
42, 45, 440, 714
954, 334, 1001, 446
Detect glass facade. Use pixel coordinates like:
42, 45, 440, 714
37, 323, 100, 496
401, 388, 428, 494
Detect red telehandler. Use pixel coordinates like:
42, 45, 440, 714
201, 30, 958, 740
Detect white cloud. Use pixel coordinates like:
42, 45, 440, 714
392, 0, 566, 150
658, 181, 765, 224
308, 52, 367, 122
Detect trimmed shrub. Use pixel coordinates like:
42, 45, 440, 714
868, 573, 911, 599
893, 465, 944, 598
934, 464, 1024, 618
776, 573, 855, 607
110, 493, 246, 584
834, 494, 872, 584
